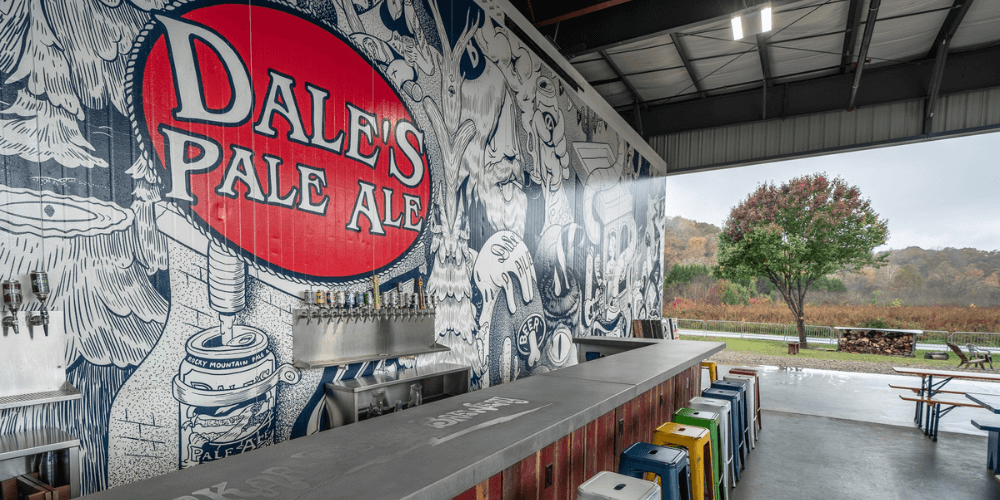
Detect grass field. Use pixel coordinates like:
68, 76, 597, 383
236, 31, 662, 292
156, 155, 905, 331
664, 303, 1000, 333
687, 336, 963, 368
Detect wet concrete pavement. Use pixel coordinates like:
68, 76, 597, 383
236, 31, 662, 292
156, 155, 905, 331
700, 365, 1000, 498
706, 364, 1000, 436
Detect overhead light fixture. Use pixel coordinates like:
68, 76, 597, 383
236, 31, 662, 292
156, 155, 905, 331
731, 17, 744, 41
731, 3, 773, 41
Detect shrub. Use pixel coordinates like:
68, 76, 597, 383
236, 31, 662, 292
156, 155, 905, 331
665, 264, 712, 286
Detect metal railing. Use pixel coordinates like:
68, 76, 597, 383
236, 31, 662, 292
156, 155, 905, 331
918, 330, 950, 345
950, 332, 1000, 349
675, 319, 1000, 351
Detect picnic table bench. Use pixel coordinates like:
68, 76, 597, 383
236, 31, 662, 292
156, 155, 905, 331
890, 367, 1000, 441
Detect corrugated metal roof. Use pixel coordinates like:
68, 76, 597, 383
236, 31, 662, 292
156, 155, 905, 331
569, 0, 1000, 110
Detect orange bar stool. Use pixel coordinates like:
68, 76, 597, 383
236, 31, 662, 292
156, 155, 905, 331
652, 422, 716, 500
701, 362, 718, 383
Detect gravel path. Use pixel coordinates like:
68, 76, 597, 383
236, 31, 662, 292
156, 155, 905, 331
707, 350, 990, 376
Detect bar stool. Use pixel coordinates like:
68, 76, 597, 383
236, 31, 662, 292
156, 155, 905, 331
702, 387, 746, 469
724, 374, 759, 442
652, 422, 715, 500
673, 408, 724, 500
718, 378, 755, 449
700, 361, 718, 383
688, 397, 735, 488
618, 442, 692, 500
728, 368, 762, 430
710, 381, 749, 454
579, 471, 662, 500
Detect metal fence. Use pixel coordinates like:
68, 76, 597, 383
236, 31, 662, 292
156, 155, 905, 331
918, 330, 950, 345
675, 319, 1000, 351
950, 332, 1000, 349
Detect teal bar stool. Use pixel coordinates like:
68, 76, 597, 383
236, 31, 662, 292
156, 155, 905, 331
618, 442, 692, 500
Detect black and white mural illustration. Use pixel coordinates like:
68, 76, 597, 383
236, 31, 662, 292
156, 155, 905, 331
0, 0, 665, 494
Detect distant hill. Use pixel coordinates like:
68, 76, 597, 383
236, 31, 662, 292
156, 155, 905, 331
663, 216, 720, 268
661, 217, 1000, 306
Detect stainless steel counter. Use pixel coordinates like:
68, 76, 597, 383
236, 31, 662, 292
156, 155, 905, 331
84, 339, 723, 500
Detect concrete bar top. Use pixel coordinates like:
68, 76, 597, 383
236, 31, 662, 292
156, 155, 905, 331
85, 339, 723, 500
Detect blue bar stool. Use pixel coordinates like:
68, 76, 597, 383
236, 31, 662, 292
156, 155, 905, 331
702, 387, 746, 471
711, 381, 749, 457
618, 442, 692, 500
579, 471, 662, 500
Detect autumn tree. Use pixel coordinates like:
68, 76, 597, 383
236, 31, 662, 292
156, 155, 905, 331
715, 174, 889, 347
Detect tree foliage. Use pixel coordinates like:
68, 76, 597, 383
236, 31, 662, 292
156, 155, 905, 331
715, 173, 889, 346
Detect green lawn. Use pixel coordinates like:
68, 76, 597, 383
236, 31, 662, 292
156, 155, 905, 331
686, 336, 963, 369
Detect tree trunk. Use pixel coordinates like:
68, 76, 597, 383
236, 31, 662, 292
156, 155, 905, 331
796, 315, 808, 349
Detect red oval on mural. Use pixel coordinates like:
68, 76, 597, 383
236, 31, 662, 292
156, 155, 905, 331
134, 2, 429, 281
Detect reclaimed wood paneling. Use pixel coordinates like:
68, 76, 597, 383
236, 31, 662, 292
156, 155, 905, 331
453, 366, 703, 500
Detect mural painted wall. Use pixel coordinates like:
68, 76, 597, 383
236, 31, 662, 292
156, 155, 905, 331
0, 0, 666, 494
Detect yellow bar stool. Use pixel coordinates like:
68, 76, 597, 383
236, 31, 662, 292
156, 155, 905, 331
652, 422, 716, 500
701, 362, 718, 383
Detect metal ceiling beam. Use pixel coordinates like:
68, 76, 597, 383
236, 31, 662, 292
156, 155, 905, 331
536, 0, 634, 27
619, 45, 1000, 137
924, 0, 975, 134
599, 49, 644, 133
840, 0, 866, 74
546, 0, 804, 57
847, 0, 882, 110
669, 33, 706, 99
756, 34, 772, 84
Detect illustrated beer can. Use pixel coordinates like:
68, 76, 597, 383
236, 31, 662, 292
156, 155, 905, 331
173, 325, 300, 468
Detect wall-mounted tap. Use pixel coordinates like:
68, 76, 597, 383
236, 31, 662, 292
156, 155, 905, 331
2, 280, 23, 336
27, 271, 51, 336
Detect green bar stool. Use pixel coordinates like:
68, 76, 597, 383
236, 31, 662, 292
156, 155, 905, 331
674, 408, 723, 500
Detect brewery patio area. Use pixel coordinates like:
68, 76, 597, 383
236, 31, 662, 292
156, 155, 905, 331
707, 365, 1000, 499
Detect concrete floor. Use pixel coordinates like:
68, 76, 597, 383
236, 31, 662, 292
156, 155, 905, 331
702, 365, 1000, 499
730, 410, 1000, 500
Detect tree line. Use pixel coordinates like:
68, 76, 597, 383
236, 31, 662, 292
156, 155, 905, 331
664, 218, 1000, 308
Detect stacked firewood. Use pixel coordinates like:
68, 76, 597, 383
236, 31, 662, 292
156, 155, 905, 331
838, 330, 914, 356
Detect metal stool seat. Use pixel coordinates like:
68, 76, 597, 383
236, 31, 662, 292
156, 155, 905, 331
652, 422, 716, 500
673, 408, 725, 500
688, 397, 735, 489
618, 442, 692, 500
579, 471, 662, 500
702, 387, 746, 470
710, 381, 750, 455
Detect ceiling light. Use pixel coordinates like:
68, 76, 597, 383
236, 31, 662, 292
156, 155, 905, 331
731, 3, 773, 41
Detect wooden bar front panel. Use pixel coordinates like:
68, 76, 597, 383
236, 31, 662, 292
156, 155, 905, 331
454, 365, 702, 500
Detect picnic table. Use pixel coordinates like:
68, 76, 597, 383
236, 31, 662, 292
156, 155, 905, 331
891, 367, 1000, 441
965, 394, 1000, 474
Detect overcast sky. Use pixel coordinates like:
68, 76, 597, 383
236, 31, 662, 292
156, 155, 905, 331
664, 131, 1000, 252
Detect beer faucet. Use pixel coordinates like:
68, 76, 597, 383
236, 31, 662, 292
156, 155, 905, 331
27, 271, 50, 336
2, 280, 23, 336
